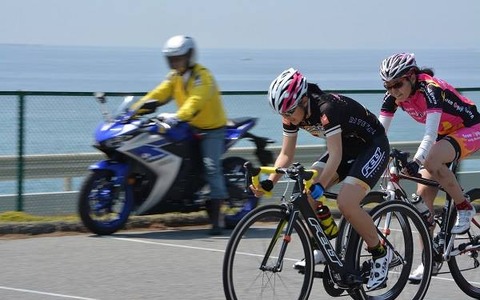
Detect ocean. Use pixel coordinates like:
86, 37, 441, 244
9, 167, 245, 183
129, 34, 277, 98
1, 44, 480, 194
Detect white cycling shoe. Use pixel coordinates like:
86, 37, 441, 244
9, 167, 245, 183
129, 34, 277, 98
408, 262, 441, 281
366, 247, 392, 291
451, 206, 476, 234
293, 249, 326, 270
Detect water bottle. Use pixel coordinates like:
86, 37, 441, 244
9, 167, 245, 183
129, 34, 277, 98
315, 199, 339, 240
411, 193, 434, 227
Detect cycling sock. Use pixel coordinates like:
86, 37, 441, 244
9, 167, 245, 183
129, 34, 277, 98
456, 199, 473, 210
368, 242, 386, 259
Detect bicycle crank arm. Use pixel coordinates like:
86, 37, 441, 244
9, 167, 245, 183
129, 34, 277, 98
450, 243, 480, 256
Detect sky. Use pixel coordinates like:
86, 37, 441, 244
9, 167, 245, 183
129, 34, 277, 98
1, 0, 479, 50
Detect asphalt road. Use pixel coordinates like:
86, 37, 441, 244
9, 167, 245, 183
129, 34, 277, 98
0, 226, 475, 300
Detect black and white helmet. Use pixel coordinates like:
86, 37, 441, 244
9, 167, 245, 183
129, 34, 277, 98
162, 35, 196, 67
380, 53, 417, 81
268, 68, 308, 114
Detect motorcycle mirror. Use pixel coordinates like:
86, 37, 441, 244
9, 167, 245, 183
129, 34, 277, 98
94, 92, 107, 104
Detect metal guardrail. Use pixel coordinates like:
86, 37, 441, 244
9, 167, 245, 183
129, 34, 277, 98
2, 140, 478, 182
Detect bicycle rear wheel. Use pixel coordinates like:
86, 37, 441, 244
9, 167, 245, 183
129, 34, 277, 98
346, 201, 433, 300
222, 204, 314, 300
447, 188, 480, 298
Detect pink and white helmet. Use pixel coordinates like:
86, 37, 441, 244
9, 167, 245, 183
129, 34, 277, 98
380, 53, 417, 81
268, 68, 308, 114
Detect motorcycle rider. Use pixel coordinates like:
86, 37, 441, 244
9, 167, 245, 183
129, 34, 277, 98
130, 35, 229, 235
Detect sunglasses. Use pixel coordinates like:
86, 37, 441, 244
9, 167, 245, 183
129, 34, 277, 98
384, 75, 410, 91
281, 106, 297, 117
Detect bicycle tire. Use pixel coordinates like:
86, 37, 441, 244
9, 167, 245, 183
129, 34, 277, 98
446, 188, 480, 298
345, 201, 433, 300
222, 204, 315, 300
335, 191, 386, 257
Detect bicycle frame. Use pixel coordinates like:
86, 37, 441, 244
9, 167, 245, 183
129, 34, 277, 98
380, 148, 472, 260
246, 162, 363, 286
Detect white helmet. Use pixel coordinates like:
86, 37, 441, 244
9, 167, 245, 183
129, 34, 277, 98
162, 35, 196, 67
380, 53, 417, 81
268, 68, 308, 114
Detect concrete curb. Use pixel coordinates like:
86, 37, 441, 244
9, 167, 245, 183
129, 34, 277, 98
0, 213, 212, 236
0, 205, 455, 236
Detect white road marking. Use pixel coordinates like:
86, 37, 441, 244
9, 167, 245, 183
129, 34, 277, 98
0, 286, 98, 299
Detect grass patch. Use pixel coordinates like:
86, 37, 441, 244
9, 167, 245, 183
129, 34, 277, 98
0, 211, 79, 223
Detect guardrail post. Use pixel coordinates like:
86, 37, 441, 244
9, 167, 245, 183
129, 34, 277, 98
16, 92, 25, 211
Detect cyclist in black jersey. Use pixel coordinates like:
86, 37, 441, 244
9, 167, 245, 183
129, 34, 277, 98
250, 68, 391, 291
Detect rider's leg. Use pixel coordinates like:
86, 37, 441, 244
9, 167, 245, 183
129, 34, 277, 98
337, 181, 392, 291
337, 182, 379, 248
199, 127, 229, 235
416, 170, 439, 221
409, 174, 440, 281
423, 139, 475, 234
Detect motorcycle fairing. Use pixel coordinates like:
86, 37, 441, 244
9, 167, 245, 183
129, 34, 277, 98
116, 132, 183, 215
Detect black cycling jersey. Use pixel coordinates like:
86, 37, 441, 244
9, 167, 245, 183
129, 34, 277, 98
282, 83, 389, 189
283, 83, 386, 156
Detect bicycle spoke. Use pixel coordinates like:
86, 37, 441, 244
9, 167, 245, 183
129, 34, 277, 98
346, 202, 432, 300
447, 191, 480, 298
223, 205, 314, 300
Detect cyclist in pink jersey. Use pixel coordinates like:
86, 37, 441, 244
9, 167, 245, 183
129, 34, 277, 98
378, 53, 480, 280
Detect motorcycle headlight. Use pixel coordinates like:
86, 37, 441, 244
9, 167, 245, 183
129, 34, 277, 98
103, 135, 133, 149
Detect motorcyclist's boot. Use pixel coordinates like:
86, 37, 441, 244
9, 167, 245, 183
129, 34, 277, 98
208, 199, 223, 236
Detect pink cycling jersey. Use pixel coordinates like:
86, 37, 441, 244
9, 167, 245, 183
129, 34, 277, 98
380, 73, 480, 136
380, 73, 480, 161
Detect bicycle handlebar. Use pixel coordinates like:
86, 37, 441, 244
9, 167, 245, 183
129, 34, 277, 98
244, 161, 318, 198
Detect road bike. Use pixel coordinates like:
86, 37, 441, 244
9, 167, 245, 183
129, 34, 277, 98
366, 148, 480, 298
222, 162, 433, 299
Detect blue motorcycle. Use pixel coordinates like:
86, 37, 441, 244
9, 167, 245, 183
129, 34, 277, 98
78, 93, 274, 235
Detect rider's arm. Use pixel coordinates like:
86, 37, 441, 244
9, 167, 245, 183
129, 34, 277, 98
129, 74, 174, 114
318, 132, 342, 188
414, 111, 441, 164
378, 93, 397, 133
378, 114, 393, 133
268, 132, 298, 184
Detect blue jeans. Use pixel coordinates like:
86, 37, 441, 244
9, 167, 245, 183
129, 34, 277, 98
198, 127, 228, 200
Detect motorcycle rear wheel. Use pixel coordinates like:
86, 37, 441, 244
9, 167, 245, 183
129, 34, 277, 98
78, 170, 134, 235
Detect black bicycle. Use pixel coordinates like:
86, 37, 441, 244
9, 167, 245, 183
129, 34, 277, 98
365, 148, 480, 299
222, 162, 433, 300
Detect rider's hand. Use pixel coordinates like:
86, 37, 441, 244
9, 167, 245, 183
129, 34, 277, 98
249, 179, 273, 198
404, 160, 421, 176
157, 113, 179, 127
309, 183, 325, 201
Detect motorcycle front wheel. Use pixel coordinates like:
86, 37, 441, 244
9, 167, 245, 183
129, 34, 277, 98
222, 156, 259, 229
78, 170, 134, 235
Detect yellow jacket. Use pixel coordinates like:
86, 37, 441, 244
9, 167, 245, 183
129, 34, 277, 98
131, 63, 227, 129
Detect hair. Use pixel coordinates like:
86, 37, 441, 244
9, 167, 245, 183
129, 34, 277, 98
412, 66, 435, 77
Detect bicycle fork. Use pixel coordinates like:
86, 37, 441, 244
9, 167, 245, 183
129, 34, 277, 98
259, 207, 299, 273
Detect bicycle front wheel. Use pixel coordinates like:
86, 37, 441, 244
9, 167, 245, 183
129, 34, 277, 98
447, 188, 480, 298
223, 204, 314, 300
346, 201, 433, 300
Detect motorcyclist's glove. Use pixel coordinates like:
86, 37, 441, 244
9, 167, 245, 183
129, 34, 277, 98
259, 179, 274, 192
404, 160, 421, 177
309, 183, 325, 201
157, 113, 179, 127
